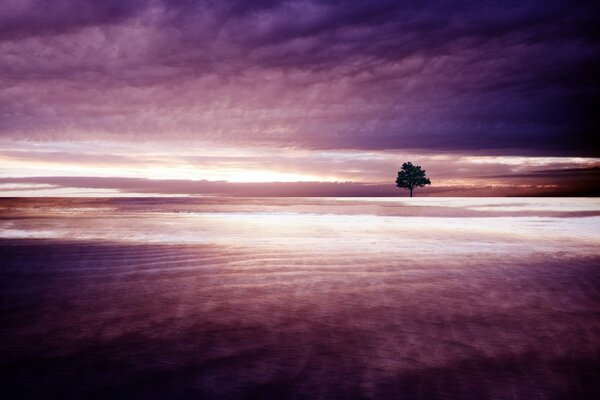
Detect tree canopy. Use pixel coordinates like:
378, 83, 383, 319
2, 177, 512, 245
395, 162, 431, 197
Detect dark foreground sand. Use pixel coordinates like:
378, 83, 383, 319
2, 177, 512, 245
1, 197, 599, 399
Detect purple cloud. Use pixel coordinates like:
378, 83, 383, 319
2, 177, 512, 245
0, 1, 598, 159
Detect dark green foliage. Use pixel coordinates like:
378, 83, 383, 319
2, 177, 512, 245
395, 162, 431, 197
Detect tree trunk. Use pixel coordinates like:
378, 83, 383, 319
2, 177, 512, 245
410, 188, 413, 197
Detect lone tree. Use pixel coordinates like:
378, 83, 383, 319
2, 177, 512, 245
395, 162, 431, 197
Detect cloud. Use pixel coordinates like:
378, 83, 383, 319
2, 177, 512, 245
0, 0, 149, 40
2, 171, 598, 197
1, 138, 598, 196
0, 0, 598, 157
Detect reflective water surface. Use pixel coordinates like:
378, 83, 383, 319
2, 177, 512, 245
1, 197, 599, 399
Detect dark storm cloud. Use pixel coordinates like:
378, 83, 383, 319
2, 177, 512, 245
0, 0, 599, 155
0, 0, 150, 40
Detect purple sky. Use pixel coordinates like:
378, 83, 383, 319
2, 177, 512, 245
1, 0, 599, 196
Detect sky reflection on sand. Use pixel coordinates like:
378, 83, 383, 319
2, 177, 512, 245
1, 197, 599, 399
2, 198, 599, 257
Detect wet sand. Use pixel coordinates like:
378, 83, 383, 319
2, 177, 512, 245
1, 197, 599, 399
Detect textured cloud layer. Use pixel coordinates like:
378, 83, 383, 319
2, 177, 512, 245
2, 0, 599, 156
1, 139, 598, 196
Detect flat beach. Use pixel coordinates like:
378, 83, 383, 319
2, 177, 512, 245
1, 197, 599, 399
